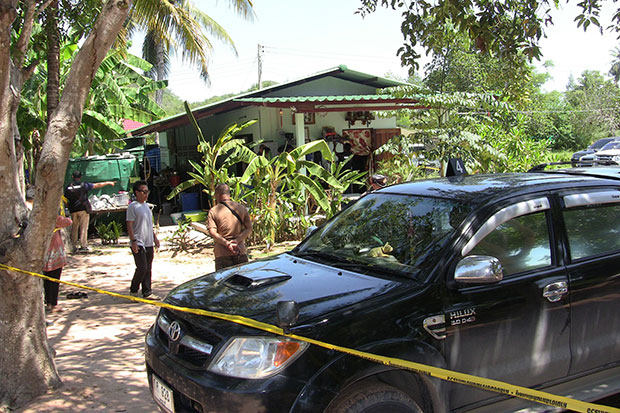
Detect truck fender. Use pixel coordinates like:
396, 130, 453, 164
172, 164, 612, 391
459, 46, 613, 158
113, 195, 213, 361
293, 339, 449, 413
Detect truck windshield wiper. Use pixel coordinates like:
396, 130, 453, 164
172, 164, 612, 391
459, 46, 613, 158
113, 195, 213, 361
293, 249, 352, 264
294, 250, 415, 279
332, 258, 415, 279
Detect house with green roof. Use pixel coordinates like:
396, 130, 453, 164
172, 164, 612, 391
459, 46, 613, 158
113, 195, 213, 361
129, 65, 422, 176
127, 65, 426, 211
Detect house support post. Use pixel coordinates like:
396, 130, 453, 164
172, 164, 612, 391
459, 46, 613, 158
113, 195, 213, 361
294, 113, 305, 149
294, 112, 307, 215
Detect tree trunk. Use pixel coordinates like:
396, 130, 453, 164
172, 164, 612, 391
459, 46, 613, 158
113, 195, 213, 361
153, 41, 166, 145
0, 1, 132, 409
46, 0, 60, 122
154, 41, 166, 106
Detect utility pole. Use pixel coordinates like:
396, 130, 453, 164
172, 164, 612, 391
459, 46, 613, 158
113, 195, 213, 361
257, 43, 263, 89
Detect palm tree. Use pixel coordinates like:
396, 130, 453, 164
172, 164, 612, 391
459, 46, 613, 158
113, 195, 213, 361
43, 0, 103, 126
45, 0, 60, 122
610, 46, 620, 83
133, 0, 255, 106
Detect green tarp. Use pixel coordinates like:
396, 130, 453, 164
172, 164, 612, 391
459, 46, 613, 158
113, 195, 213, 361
64, 154, 140, 197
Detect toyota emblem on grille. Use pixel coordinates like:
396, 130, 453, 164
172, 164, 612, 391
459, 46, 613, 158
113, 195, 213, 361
168, 321, 182, 342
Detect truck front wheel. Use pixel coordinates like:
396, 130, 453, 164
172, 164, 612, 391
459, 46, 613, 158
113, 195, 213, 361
327, 382, 424, 413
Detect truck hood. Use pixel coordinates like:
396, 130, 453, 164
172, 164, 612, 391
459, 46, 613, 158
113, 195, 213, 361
165, 253, 408, 325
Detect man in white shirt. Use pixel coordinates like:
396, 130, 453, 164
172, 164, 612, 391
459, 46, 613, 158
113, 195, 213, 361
126, 180, 160, 299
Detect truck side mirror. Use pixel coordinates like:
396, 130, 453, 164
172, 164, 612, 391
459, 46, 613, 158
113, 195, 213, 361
455, 255, 503, 284
276, 301, 299, 334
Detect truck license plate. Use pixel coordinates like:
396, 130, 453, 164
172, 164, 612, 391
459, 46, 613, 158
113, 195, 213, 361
152, 374, 175, 413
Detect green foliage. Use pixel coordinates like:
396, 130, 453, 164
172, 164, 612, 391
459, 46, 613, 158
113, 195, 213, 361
167, 218, 195, 251
96, 221, 122, 244
383, 89, 512, 173
358, 0, 615, 72
18, 43, 166, 158
130, 0, 254, 82
239, 140, 341, 249
522, 89, 574, 150
476, 115, 554, 172
160, 89, 186, 116
375, 135, 440, 181
169, 102, 367, 249
321, 156, 367, 216
379, 88, 559, 176
421, 22, 533, 105
165, 101, 257, 204
562, 71, 620, 149
75, 50, 167, 156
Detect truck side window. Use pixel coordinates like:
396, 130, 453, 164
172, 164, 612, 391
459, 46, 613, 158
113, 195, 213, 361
468, 212, 551, 276
564, 204, 620, 260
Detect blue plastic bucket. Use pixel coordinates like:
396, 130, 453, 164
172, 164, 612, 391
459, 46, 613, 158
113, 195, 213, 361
180, 192, 199, 211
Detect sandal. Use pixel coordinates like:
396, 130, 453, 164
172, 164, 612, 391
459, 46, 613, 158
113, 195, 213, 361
66, 291, 88, 299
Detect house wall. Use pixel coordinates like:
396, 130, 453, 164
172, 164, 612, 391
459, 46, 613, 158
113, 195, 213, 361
255, 108, 398, 155
157, 76, 400, 171
264, 77, 379, 97
196, 106, 261, 143
161, 105, 398, 170
160, 107, 262, 171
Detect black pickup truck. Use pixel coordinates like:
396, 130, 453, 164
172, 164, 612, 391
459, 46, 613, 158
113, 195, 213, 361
145, 166, 620, 412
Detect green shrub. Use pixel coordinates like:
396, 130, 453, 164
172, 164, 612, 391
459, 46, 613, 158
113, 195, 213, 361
96, 221, 121, 244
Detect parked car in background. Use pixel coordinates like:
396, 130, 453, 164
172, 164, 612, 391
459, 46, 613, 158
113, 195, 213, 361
571, 137, 620, 166
146, 166, 620, 413
577, 140, 620, 165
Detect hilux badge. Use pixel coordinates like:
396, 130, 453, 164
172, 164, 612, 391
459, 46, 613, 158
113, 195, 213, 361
168, 321, 182, 342
449, 307, 477, 326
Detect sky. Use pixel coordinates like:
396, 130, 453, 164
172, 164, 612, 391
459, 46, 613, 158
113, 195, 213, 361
130, 1, 620, 102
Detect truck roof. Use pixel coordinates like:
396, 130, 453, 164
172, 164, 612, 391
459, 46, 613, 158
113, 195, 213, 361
375, 166, 620, 205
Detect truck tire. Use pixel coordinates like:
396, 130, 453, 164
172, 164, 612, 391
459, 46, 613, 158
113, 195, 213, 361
327, 382, 424, 413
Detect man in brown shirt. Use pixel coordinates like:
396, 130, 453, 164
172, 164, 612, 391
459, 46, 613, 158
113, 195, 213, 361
207, 183, 253, 270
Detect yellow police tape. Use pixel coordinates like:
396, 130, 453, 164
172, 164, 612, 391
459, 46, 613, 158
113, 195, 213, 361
2, 262, 619, 413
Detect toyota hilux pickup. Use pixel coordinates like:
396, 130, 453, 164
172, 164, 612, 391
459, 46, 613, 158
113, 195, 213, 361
145, 166, 620, 412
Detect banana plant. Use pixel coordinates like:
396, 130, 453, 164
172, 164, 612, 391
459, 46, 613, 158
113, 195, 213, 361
320, 155, 367, 216
239, 140, 345, 249
19, 43, 167, 157
166, 101, 257, 206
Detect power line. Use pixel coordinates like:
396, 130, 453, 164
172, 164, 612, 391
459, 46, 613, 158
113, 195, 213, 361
262, 45, 398, 61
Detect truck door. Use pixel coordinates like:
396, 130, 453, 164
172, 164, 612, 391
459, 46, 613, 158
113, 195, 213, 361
560, 190, 620, 374
442, 197, 571, 410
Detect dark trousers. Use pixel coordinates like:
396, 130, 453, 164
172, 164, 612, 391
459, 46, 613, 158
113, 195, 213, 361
43, 268, 62, 306
215, 254, 248, 271
130, 246, 154, 296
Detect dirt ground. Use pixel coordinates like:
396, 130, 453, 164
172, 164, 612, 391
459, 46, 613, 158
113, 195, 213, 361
15, 227, 295, 413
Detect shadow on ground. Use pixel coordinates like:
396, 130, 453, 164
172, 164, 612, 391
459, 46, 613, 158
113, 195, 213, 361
16, 242, 216, 412
15, 237, 297, 412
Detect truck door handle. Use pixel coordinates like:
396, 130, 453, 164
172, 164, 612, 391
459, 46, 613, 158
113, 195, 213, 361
543, 281, 568, 303
423, 315, 446, 340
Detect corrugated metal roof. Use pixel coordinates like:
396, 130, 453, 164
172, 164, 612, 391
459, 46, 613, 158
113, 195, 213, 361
234, 95, 418, 103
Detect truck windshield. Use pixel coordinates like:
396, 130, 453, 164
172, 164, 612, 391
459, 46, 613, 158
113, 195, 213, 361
295, 193, 471, 280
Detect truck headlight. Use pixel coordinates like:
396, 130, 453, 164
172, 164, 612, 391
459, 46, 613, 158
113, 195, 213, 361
208, 337, 308, 379
613, 155, 620, 164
